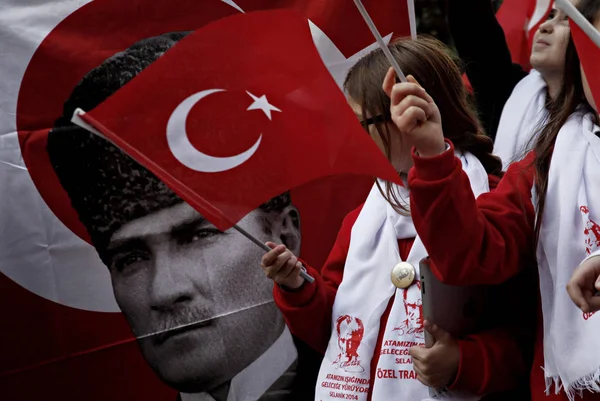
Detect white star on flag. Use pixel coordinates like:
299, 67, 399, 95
246, 92, 281, 120
308, 20, 394, 88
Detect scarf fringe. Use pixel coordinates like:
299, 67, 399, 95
544, 367, 600, 401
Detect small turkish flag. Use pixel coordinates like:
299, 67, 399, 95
75, 9, 400, 231
571, 20, 600, 109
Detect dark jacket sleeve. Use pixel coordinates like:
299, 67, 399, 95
447, 0, 528, 140
446, 175, 536, 398
408, 140, 536, 286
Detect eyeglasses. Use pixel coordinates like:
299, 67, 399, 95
359, 115, 387, 128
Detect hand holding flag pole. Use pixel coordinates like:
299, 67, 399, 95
71, 109, 315, 283
67, 10, 404, 287
231, 224, 314, 283
353, 0, 408, 82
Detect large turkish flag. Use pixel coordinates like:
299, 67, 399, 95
1, 1, 412, 400
75, 10, 400, 231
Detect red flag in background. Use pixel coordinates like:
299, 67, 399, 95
76, 9, 400, 231
238, 0, 412, 87
570, 20, 600, 110
497, 0, 553, 68
18, 0, 412, 242
3, 2, 409, 400
291, 0, 412, 86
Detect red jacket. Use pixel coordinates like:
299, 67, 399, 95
407, 141, 600, 401
274, 173, 535, 400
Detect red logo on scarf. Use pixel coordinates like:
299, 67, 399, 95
333, 315, 365, 373
392, 281, 424, 340
580, 206, 600, 255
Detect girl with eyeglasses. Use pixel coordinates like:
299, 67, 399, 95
260, 36, 534, 401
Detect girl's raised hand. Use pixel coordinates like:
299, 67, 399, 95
382, 68, 446, 158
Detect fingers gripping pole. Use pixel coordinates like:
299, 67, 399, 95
233, 224, 315, 283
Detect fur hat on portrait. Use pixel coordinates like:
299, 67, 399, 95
47, 31, 291, 265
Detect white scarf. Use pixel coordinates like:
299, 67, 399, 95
536, 112, 600, 400
315, 151, 489, 401
494, 70, 548, 170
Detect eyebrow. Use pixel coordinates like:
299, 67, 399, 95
170, 216, 211, 239
107, 216, 209, 253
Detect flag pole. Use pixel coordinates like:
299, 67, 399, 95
72, 109, 315, 284
353, 0, 408, 82
407, 0, 417, 40
556, 0, 600, 48
233, 225, 315, 283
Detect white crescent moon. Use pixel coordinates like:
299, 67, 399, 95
166, 89, 262, 173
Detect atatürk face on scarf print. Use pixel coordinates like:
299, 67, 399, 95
106, 201, 301, 393
402, 283, 424, 340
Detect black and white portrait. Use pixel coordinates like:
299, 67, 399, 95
46, 32, 320, 401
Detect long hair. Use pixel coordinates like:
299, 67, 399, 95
344, 36, 502, 213
532, 0, 600, 247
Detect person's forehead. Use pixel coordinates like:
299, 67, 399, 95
110, 202, 199, 242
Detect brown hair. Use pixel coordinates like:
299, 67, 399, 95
344, 36, 502, 213
531, 0, 600, 247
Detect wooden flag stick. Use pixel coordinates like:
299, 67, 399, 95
353, 0, 408, 82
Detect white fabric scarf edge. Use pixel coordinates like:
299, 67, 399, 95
538, 111, 600, 401
316, 150, 489, 401
494, 69, 548, 169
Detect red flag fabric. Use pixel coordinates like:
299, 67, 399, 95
18, 0, 411, 243
76, 9, 400, 231
497, 0, 553, 68
0, 1, 410, 400
570, 20, 600, 109
236, 0, 411, 59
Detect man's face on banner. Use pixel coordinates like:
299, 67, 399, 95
105, 201, 300, 393
406, 299, 423, 330
43, 31, 303, 396
403, 286, 424, 339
